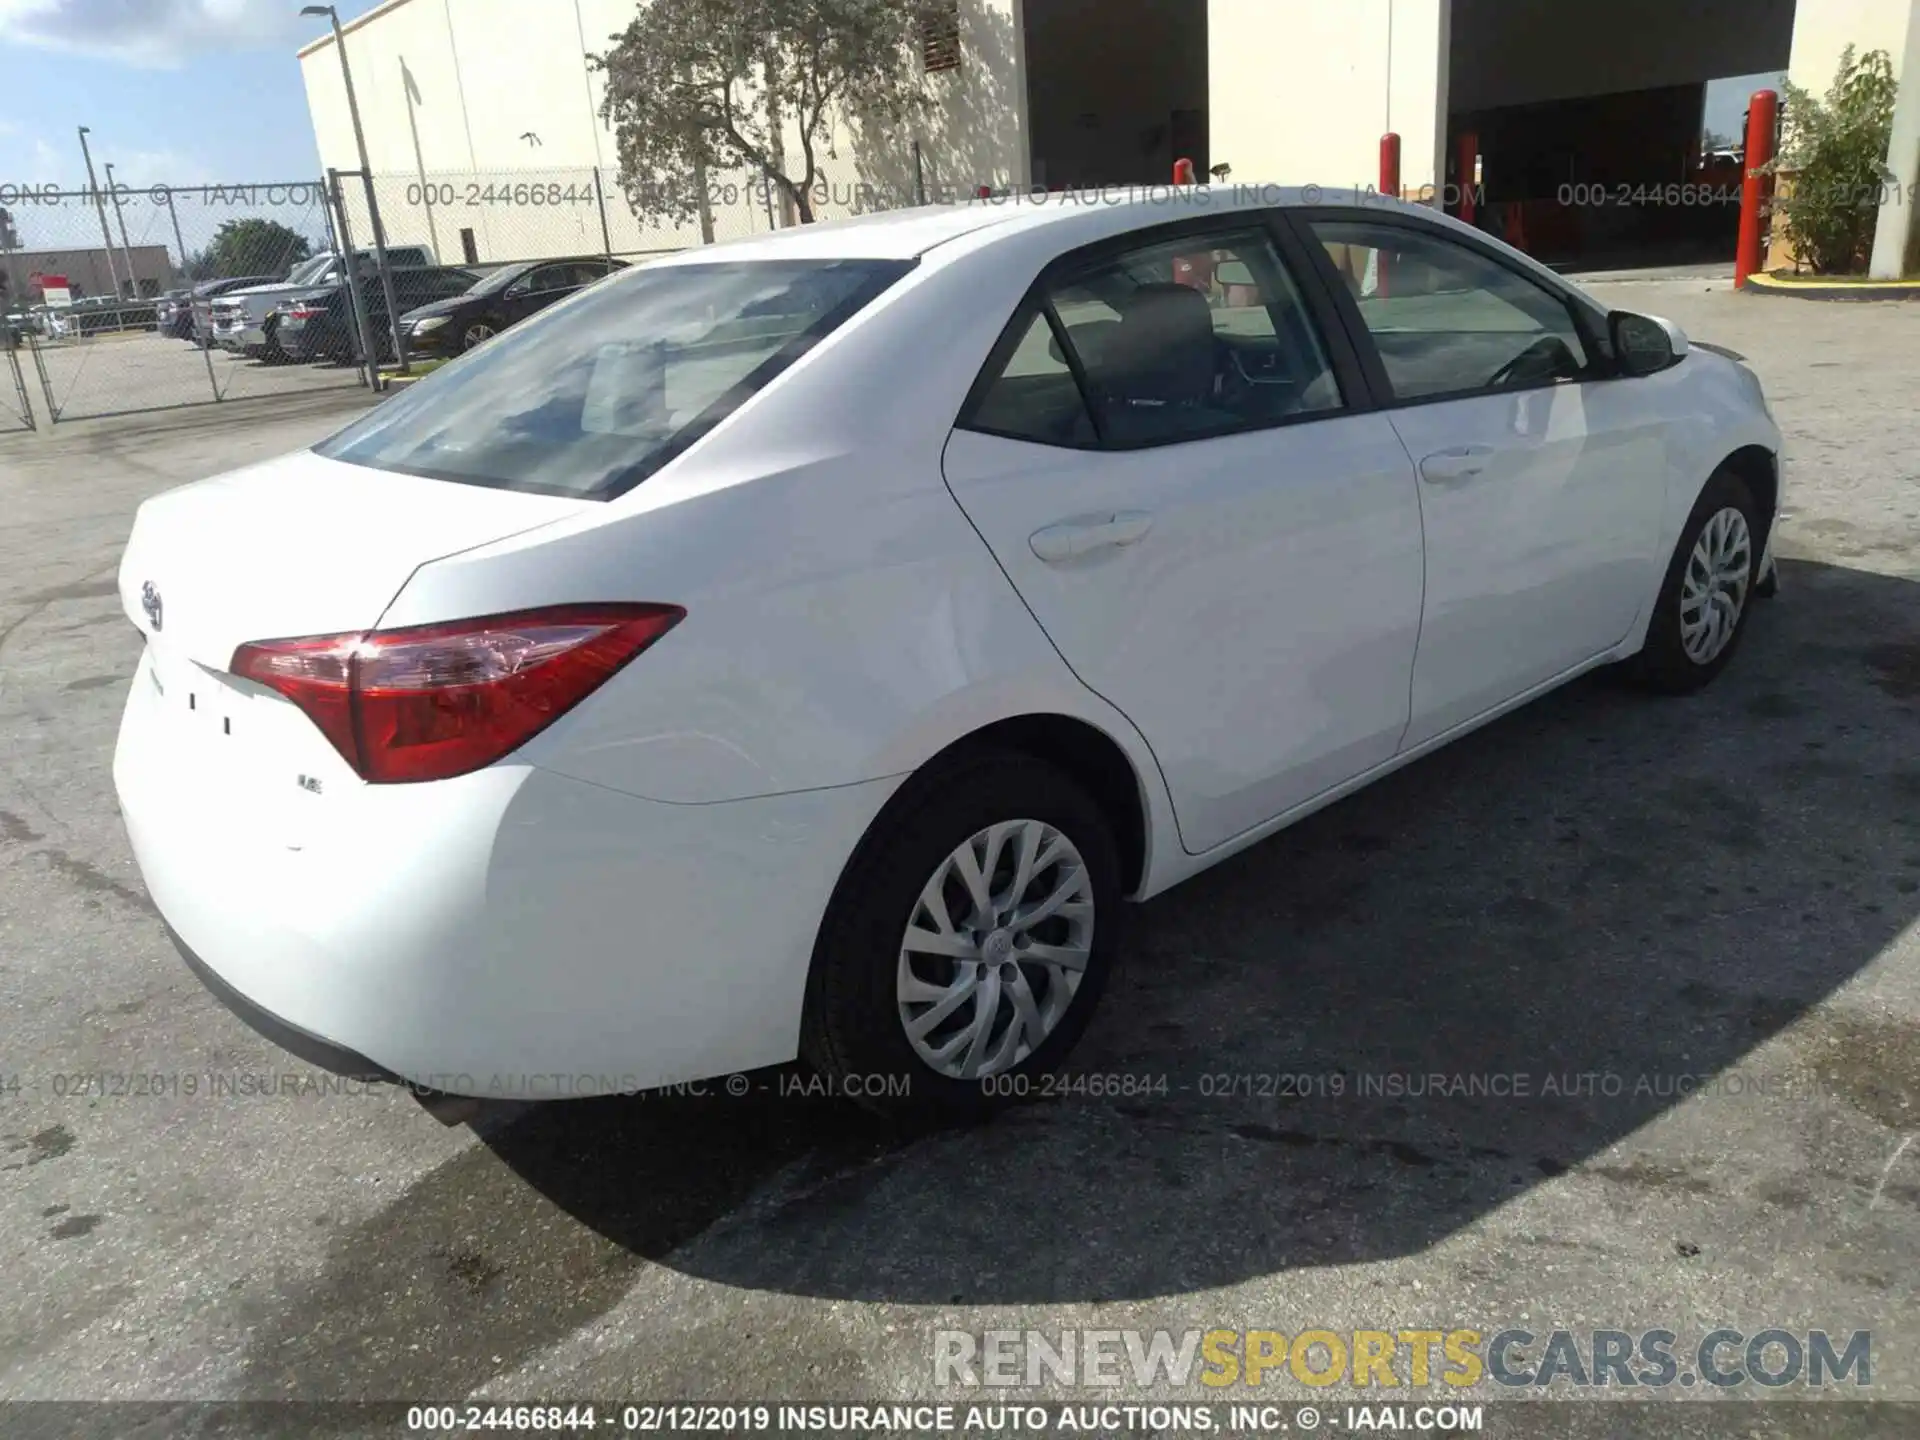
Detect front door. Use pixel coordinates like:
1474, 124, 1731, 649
941, 220, 1425, 854
1299, 214, 1667, 747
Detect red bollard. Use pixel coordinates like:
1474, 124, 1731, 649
1379, 132, 1401, 199
1375, 133, 1403, 296
1173, 157, 1197, 185
1735, 89, 1779, 288
1455, 131, 1479, 226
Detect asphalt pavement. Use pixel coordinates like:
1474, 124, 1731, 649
1, 279, 1917, 1437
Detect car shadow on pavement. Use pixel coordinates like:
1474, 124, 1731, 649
236, 559, 1920, 1397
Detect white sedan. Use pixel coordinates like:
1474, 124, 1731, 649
113, 189, 1781, 1119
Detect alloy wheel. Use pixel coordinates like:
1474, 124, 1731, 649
895, 818, 1094, 1079
1679, 505, 1752, 665
462, 323, 496, 350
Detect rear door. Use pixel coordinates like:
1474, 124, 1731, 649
941, 216, 1425, 854
1294, 211, 1668, 748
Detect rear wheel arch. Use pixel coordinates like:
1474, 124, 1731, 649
850, 713, 1152, 906
933, 714, 1150, 898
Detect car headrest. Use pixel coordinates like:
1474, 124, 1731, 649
1101, 283, 1215, 405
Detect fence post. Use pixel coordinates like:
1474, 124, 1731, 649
358, 170, 409, 376
330, 169, 379, 391
1736, 89, 1779, 289
317, 173, 366, 391
592, 166, 616, 260
912, 140, 927, 206
167, 188, 222, 403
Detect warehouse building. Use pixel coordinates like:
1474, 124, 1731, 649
1, 245, 175, 302
300, 0, 1920, 273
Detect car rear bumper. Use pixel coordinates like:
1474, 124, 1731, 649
114, 655, 898, 1097
166, 922, 402, 1084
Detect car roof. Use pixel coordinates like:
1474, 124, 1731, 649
642, 185, 1356, 265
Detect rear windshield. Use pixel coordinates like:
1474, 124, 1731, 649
314, 258, 912, 499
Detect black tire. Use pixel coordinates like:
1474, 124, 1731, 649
801, 750, 1124, 1121
1630, 467, 1762, 694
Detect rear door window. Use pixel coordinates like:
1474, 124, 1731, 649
959, 309, 1097, 448
315, 259, 912, 499
962, 224, 1342, 451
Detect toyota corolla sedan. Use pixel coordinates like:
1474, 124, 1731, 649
114, 190, 1781, 1119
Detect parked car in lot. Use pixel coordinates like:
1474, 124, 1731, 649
113, 193, 1782, 1120
275, 265, 477, 363
154, 288, 192, 336
190, 276, 280, 348
213, 246, 438, 362
398, 256, 626, 355
66, 296, 159, 335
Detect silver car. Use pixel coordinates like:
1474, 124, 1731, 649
214, 246, 436, 361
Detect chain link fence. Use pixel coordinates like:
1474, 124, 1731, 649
0, 179, 370, 422
333, 164, 808, 272
1, 161, 937, 425
1, 323, 32, 430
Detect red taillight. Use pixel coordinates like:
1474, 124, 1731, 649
284, 305, 323, 320
231, 604, 684, 784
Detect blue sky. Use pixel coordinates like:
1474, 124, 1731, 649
0, 0, 386, 188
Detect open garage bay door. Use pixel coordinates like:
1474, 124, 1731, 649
1448, 0, 1797, 269
1023, 0, 1209, 189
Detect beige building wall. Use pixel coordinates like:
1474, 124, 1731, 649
1788, 0, 1917, 91
300, 0, 1029, 256
1771, 0, 1920, 276
1208, 0, 1447, 198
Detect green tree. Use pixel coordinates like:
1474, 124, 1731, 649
594, 0, 939, 226
198, 218, 313, 280
1769, 46, 1899, 275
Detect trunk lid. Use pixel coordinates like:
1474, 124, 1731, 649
118, 447, 591, 669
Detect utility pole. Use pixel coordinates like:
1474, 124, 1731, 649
302, 5, 410, 375
102, 162, 141, 298
76, 127, 125, 298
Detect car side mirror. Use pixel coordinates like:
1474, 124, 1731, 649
1610, 310, 1687, 377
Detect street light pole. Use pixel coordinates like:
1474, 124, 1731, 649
102, 162, 141, 297
302, 4, 409, 376
76, 127, 125, 299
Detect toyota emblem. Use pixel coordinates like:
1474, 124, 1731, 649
140, 580, 163, 632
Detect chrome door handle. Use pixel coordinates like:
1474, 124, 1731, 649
1419, 446, 1495, 484
1029, 510, 1154, 563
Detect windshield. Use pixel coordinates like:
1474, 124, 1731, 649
314, 258, 912, 499
285, 255, 334, 285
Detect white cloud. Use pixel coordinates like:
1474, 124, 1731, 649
0, 0, 307, 67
